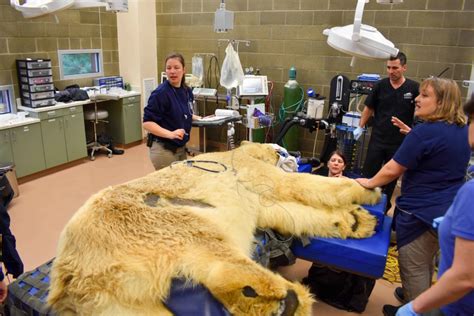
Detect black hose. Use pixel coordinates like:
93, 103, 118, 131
274, 118, 299, 146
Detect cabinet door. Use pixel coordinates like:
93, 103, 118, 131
41, 118, 68, 168
123, 102, 143, 144
0, 129, 14, 164
10, 123, 46, 177
105, 100, 125, 144
64, 112, 87, 161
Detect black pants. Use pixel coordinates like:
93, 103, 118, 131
363, 140, 400, 213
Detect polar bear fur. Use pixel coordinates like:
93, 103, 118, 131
48, 142, 380, 316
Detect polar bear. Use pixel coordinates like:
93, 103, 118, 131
48, 142, 380, 316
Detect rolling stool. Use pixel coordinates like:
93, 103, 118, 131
84, 99, 113, 161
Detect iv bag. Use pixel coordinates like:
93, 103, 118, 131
220, 43, 244, 89
192, 56, 204, 82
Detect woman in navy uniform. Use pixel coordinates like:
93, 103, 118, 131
143, 53, 201, 170
356, 78, 470, 316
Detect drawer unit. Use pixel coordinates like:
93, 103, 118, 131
106, 95, 143, 145
23, 98, 56, 108
16, 59, 51, 69
19, 68, 52, 77
20, 76, 53, 85
122, 95, 140, 105
64, 105, 83, 115
22, 90, 55, 100
27, 108, 65, 120
17, 59, 55, 109
21, 83, 55, 93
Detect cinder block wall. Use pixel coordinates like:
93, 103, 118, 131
0, 1, 119, 94
156, 0, 473, 156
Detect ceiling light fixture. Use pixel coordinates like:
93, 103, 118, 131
323, 0, 402, 66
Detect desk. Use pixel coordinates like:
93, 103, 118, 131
8, 92, 142, 178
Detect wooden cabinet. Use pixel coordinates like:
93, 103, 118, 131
0, 123, 46, 177
106, 95, 143, 145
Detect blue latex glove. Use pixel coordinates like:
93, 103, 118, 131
353, 126, 365, 141
396, 302, 420, 316
433, 216, 444, 229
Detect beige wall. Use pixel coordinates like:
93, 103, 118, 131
117, 0, 157, 105
0, 0, 120, 96
156, 0, 473, 155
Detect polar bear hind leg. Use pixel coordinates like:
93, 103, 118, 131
179, 244, 314, 316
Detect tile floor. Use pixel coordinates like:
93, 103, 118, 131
6, 143, 401, 315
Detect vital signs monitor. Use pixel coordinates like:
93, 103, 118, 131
237, 75, 268, 97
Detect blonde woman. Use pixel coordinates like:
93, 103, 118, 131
356, 78, 470, 316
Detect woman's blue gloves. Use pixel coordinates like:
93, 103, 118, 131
396, 302, 420, 316
432, 216, 444, 229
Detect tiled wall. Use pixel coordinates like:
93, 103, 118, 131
156, 0, 473, 155
0, 1, 119, 95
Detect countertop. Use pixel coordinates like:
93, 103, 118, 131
17, 91, 141, 113
0, 115, 40, 130
1, 91, 140, 130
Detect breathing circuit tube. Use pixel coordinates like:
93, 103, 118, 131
274, 117, 300, 147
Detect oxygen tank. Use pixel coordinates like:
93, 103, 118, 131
281, 67, 303, 151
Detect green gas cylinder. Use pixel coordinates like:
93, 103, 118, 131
281, 67, 303, 151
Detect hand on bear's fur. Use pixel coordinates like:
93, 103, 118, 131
356, 178, 375, 189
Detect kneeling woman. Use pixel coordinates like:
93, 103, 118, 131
143, 53, 201, 170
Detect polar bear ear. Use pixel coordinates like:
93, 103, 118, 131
240, 140, 250, 146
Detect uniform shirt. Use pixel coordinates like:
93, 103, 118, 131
365, 78, 419, 146
143, 80, 193, 147
438, 180, 474, 315
393, 122, 470, 247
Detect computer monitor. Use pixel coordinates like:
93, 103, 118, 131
237, 75, 268, 97
0, 85, 15, 114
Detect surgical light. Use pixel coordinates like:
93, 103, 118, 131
323, 0, 401, 65
10, 0, 75, 18
11, 0, 127, 19
73, 0, 127, 11
214, 1, 234, 33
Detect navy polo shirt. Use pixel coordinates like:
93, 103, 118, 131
143, 80, 193, 147
365, 78, 419, 146
393, 121, 470, 247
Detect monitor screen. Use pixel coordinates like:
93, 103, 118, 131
0, 85, 15, 114
237, 76, 268, 97
58, 49, 104, 80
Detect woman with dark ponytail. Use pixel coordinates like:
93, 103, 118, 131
143, 53, 201, 170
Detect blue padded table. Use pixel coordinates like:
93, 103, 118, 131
292, 214, 392, 279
